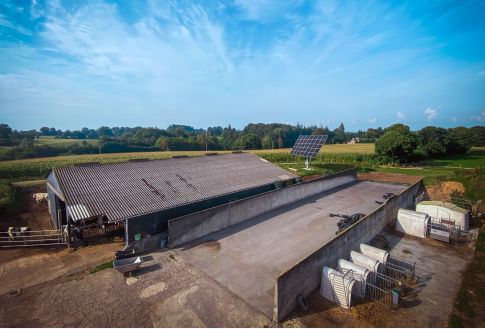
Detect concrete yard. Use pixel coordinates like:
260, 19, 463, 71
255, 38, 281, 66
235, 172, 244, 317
284, 229, 475, 327
177, 180, 407, 317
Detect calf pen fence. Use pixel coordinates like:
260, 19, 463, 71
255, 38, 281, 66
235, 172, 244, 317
0, 229, 67, 248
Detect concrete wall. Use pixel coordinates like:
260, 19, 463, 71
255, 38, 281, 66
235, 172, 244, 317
273, 178, 424, 322
125, 183, 275, 243
168, 169, 357, 248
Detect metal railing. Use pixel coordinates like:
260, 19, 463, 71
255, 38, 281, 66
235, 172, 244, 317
0, 229, 67, 248
384, 256, 416, 285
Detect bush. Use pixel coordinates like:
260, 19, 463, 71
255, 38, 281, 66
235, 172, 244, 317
0, 181, 14, 209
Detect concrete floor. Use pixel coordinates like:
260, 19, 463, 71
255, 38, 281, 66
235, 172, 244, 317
178, 180, 407, 317
381, 230, 474, 327
0, 248, 269, 327
284, 230, 475, 327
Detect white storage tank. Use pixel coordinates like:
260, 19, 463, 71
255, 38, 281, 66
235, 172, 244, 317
416, 201, 469, 231
350, 251, 383, 273
396, 208, 429, 238
320, 266, 356, 308
338, 259, 369, 297
360, 244, 390, 264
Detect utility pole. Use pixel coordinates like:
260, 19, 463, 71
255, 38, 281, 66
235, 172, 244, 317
205, 129, 208, 152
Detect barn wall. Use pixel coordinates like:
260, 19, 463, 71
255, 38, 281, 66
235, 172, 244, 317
125, 183, 276, 243
46, 185, 59, 228
46, 171, 64, 229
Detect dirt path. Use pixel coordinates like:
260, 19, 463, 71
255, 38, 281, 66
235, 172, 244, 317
357, 172, 422, 185
0, 242, 123, 296
0, 249, 270, 327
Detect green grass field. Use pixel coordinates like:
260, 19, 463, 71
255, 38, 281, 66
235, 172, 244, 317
431, 147, 485, 168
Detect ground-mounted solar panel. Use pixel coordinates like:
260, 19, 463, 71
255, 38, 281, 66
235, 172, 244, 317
290, 135, 328, 160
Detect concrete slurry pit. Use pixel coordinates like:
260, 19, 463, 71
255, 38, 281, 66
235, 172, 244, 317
177, 180, 407, 317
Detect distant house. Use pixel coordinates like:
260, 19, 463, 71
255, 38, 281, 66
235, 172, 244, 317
347, 137, 360, 144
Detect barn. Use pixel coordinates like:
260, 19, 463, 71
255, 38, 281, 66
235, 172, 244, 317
46, 152, 297, 245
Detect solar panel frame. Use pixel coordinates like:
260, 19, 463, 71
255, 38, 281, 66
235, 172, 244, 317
290, 135, 328, 159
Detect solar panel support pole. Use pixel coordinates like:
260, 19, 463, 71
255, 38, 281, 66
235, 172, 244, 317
304, 158, 311, 170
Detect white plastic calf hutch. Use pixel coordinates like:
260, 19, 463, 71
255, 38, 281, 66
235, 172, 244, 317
349, 251, 383, 274
396, 209, 430, 238
416, 201, 469, 231
359, 243, 390, 264
337, 259, 370, 297
320, 266, 357, 308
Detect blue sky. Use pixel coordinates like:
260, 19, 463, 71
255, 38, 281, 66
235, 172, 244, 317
0, 0, 484, 131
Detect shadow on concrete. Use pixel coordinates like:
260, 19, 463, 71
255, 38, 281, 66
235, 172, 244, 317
180, 181, 361, 251
136, 263, 161, 275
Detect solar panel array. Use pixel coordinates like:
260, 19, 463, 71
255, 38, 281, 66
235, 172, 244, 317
290, 135, 328, 159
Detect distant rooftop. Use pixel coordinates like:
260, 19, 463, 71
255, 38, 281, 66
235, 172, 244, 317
48, 153, 297, 222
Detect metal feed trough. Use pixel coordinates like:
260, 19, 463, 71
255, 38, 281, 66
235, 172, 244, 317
113, 256, 144, 276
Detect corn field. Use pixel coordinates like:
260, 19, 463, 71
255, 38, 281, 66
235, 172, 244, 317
0, 144, 377, 180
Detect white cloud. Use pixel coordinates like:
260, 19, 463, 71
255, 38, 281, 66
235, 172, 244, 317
472, 111, 485, 122
424, 107, 438, 120
396, 111, 405, 120
451, 116, 457, 123
368, 118, 377, 123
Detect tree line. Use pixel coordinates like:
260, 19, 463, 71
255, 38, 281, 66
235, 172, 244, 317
0, 122, 483, 161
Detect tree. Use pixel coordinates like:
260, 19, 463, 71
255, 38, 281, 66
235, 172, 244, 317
97, 126, 113, 137
311, 128, 327, 135
418, 126, 449, 156
470, 126, 485, 146
0, 124, 12, 138
383, 123, 410, 135
332, 128, 346, 143
338, 122, 345, 133
157, 137, 169, 151
39, 127, 50, 135
375, 124, 418, 162
261, 135, 273, 149
239, 133, 261, 150
447, 127, 473, 154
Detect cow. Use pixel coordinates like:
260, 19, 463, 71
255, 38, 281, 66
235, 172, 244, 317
33, 193, 48, 205
7, 226, 30, 240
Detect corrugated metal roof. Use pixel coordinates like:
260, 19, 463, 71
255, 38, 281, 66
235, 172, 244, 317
51, 153, 296, 222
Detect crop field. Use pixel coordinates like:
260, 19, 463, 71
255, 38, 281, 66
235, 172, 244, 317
0, 144, 483, 181
0, 144, 375, 180
36, 136, 99, 146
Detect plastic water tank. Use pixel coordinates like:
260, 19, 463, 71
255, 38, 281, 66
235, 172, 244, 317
360, 244, 390, 264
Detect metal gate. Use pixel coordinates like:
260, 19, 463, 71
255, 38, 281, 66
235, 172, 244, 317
426, 218, 475, 244
0, 228, 67, 248
365, 272, 401, 306
384, 255, 416, 284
